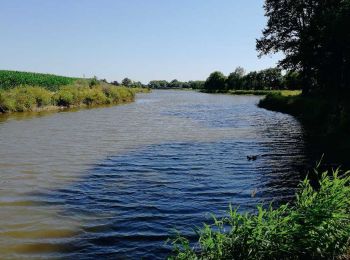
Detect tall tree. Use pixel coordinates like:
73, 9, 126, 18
227, 67, 246, 90
122, 78, 132, 87
257, 0, 350, 94
204, 71, 227, 93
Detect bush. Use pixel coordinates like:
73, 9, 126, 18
53, 88, 75, 107
169, 167, 350, 259
89, 76, 99, 87
83, 87, 108, 105
26, 86, 52, 107
0, 90, 16, 112
0, 86, 53, 112
0, 83, 138, 113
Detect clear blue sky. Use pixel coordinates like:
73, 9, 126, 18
0, 0, 282, 83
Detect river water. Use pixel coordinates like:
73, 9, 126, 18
0, 90, 308, 259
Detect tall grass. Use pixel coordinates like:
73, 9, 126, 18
0, 82, 143, 113
169, 167, 350, 259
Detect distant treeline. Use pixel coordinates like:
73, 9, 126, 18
110, 77, 204, 90
203, 67, 300, 93
140, 67, 301, 92
109, 77, 146, 88
147, 80, 205, 90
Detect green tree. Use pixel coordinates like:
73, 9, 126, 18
227, 67, 246, 90
260, 68, 283, 90
89, 76, 99, 87
111, 80, 120, 86
257, 0, 350, 94
169, 79, 182, 89
148, 80, 169, 89
204, 71, 227, 93
122, 78, 132, 87
242, 71, 259, 90
188, 81, 205, 90
283, 71, 302, 90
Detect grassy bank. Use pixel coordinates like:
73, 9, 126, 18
0, 72, 150, 113
169, 167, 350, 259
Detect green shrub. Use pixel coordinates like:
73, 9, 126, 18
89, 76, 99, 87
0, 86, 53, 112
53, 89, 74, 107
169, 168, 350, 259
117, 87, 135, 102
102, 86, 121, 103
25, 86, 53, 107
0, 83, 137, 113
83, 87, 108, 105
0, 90, 16, 112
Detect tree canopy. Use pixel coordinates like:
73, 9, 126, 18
204, 71, 227, 93
257, 0, 350, 94
121, 78, 132, 87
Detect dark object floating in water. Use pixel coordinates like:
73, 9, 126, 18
247, 155, 258, 161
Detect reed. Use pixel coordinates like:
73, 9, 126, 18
169, 166, 350, 259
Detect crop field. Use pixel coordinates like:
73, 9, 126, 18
0, 70, 77, 91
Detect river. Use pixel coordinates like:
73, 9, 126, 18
0, 90, 308, 259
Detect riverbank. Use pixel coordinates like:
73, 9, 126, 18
258, 92, 350, 165
0, 81, 150, 114
200, 89, 301, 96
227, 89, 301, 96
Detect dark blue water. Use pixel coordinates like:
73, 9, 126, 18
0, 90, 308, 259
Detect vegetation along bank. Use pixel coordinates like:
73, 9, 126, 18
170, 166, 350, 259
0, 70, 150, 113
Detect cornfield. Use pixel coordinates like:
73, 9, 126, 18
0, 70, 77, 91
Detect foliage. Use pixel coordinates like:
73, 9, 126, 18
283, 71, 302, 90
169, 168, 350, 259
188, 81, 205, 90
111, 80, 120, 86
113, 78, 146, 88
122, 78, 133, 87
147, 80, 204, 89
257, 0, 350, 94
226, 67, 245, 90
204, 71, 227, 93
202, 67, 300, 93
53, 84, 135, 107
0, 70, 76, 91
148, 80, 170, 89
259, 91, 350, 135
0, 83, 137, 113
89, 76, 99, 87
0, 86, 53, 112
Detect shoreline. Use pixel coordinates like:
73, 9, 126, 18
0, 98, 137, 115
258, 93, 350, 166
0, 85, 150, 115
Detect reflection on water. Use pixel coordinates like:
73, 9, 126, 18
0, 90, 307, 259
